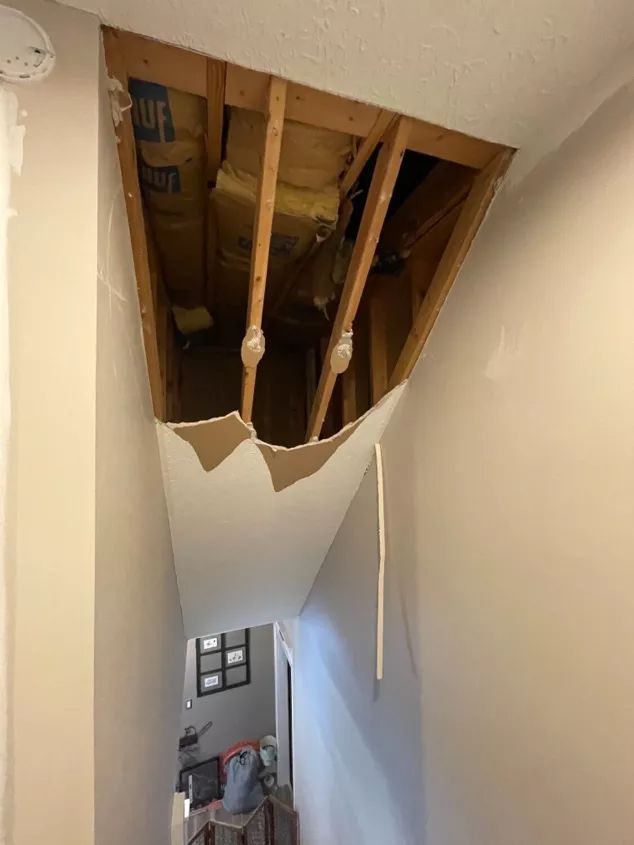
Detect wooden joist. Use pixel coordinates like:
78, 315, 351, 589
111, 29, 207, 96
206, 59, 226, 183
240, 76, 287, 424
109, 31, 504, 167
389, 149, 512, 388
380, 161, 475, 253
225, 64, 503, 169
103, 28, 165, 420
305, 116, 412, 441
340, 110, 394, 196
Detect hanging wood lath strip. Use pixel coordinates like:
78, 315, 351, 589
305, 115, 412, 441
240, 76, 288, 424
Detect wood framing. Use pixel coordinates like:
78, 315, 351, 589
206, 58, 226, 183
305, 116, 412, 441
380, 161, 474, 252
225, 63, 503, 168
340, 110, 394, 196
103, 28, 165, 419
112, 29, 207, 96
389, 149, 513, 387
240, 76, 288, 423
102, 26, 514, 438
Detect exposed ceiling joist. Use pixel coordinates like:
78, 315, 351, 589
240, 76, 288, 424
206, 58, 226, 183
305, 115, 412, 441
112, 29, 207, 96
389, 149, 513, 388
103, 27, 165, 419
380, 161, 475, 253
340, 110, 394, 197
107, 30, 504, 167
226, 63, 503, 168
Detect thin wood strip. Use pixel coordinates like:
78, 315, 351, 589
305, 116, 412, 440
375, 443, 386, 681
206, 58, 226, 183
103, 28, 165, 419
340, 110, 394, 196
369, 291, 388, 404
389, 149, 513, 387
240, 76, 287, 424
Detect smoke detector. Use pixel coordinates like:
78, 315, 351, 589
0, 5, 55, 83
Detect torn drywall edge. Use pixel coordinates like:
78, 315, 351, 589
157, 383, 406, 636
0, 84, 23, 845
165, 384, 402, 492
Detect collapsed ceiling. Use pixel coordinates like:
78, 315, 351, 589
104, 28, 510, 447
102, 29, 512, 632
159, 385, 405, 636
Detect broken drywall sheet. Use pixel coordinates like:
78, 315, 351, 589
158, 383, 406, 637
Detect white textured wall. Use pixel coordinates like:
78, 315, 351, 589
55, 0, 633, 147
95, 42, 185, 845
6, 1, 99, 842
180, 625, 275, 763
294, 75, 634, 845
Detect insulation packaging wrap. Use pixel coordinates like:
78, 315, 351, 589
225, 107, 351, 190
212, 164, 339, 268
130, 79, 207, 308
210, 107, 353, 308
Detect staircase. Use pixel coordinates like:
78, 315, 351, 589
187, 796, 298, 845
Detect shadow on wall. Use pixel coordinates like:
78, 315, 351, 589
294, 455, 426, 845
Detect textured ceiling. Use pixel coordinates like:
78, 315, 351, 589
59, 0, 633, 145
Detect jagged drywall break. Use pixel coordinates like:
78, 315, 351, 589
0, 85, 22, 845
53, 0, 633, 147
158, 384, 406, 637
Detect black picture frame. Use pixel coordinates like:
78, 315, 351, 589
195, 629, 251, 697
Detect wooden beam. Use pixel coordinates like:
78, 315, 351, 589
226, 64, 377, 138
206, 58, 226, 183
369, 290, 388, 405
240, 76, 287, 424
389, 149, 512, 387
408, 121, 505, 170
305, 116, 412, 440
380, 161, 475, 253
340, 110, 394, 196
103, 27, 165, 420
110, 31, 505, 167
112, 29, 207, 96
225, 63, 504, 168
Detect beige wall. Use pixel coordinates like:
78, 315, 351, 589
294, 79, 634, 844
93, 42, 185, 845
5, 2, 185, 842
6, 1, 99, 842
